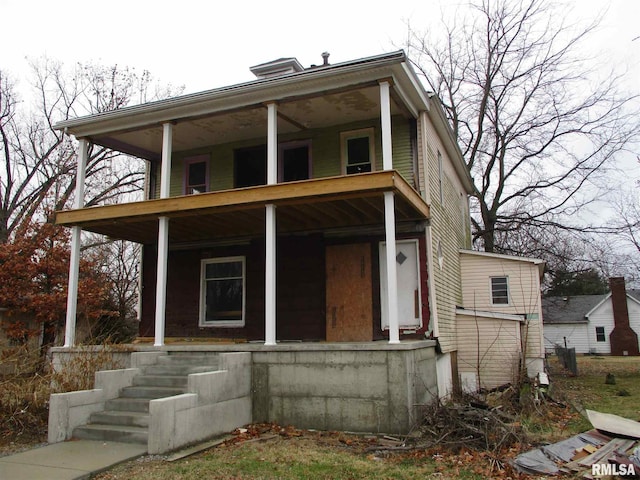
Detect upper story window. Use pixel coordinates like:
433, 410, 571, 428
341, 128, 375, 175
235, 145, 267, 188
279, 140, 311, 182
490, 276, 509, 305
184, 155, 209, 194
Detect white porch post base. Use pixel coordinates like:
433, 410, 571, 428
154, 216, 170, 347
384, 191, 400, 344
264, 204, 277, 345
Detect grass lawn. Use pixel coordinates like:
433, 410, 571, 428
91, 356, 640, 480
549, 355, 640, 434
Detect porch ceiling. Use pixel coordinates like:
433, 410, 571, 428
55, 171, 429, 244
92, 85, 406, 161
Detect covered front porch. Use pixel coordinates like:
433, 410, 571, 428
56, 169, 430, 347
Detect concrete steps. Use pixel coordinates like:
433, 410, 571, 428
72, 353, 220, 446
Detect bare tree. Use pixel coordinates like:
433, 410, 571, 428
0, 58, 184, 242
406, 0, 639, 252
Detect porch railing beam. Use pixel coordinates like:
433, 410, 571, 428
63, 138, 88, 347
154, 122, 173, 347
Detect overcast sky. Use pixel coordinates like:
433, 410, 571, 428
1, 0, 638, 95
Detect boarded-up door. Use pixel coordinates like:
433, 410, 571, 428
325, 243, 373, 342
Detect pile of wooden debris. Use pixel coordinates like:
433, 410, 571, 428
513, 410, 640, 477
414, 395, 526, 453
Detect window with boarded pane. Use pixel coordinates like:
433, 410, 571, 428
341, 128, 375, 175
184, 156, 209, 194
595, 326, 606, 342
200, 257, 245, 327
490, 276, 509, 305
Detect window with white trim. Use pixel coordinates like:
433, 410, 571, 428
184, 155, 209, 194
490, 276, 509, 305
340, 128, 375, 175
595, 326, 606, 342
200, 257, 245, 327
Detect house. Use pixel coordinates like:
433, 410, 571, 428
456, 251, 545, 391
48, 51, 544, 453
543, 277, 640, 355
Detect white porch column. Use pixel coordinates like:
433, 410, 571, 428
64, 138, 88, 347
380, 81, 393, 171
384, 192, 400, 344
380, 81, 400, 343
265, 102, 277, 345
154, 122, 173, 347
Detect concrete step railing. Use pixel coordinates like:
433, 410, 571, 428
48, 351, 252, 453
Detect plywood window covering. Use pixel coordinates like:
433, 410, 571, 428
200, 256, 245, 327
595, 326, 606, 342
490, 276, 509, 305
340, 128, 375, 175
184, 155, 209, 194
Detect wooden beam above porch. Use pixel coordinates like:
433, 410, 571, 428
55, 171, 429, 244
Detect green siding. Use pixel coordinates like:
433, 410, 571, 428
148, 115, 415, 197
427, 142, 467, 354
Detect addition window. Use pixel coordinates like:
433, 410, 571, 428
340, 128, 375, 175
490, 276, 509, 305
184, 155, 209, 194
595, 326, 606, 342
200, 257, 245, 327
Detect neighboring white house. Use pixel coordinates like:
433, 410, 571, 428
456, 250, 545, 391
543, 289, 640, 355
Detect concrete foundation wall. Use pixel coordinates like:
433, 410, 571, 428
252, 343, 437, 434
50, 342, 437, 444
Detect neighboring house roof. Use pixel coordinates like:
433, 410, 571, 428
544, 290, 640, 325
459, 249, 545, 278
542, 295, 604, 324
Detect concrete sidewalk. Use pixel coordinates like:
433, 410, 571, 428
0, 440, 147, 480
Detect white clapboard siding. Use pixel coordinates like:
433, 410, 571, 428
543, 323, 591, 354
459, 251, 545, 362
456, 312, 522, 390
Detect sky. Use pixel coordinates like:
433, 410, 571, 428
1, 0, 638, 96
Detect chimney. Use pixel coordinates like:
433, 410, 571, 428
608, 277, 639, 356
322, 52, 330, 66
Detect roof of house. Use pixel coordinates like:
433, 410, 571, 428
543, 289, 640, 324
542, 295, 605, 324
459, 249, 545, 277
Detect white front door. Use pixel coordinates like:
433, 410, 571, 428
379, 239, 421, 330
